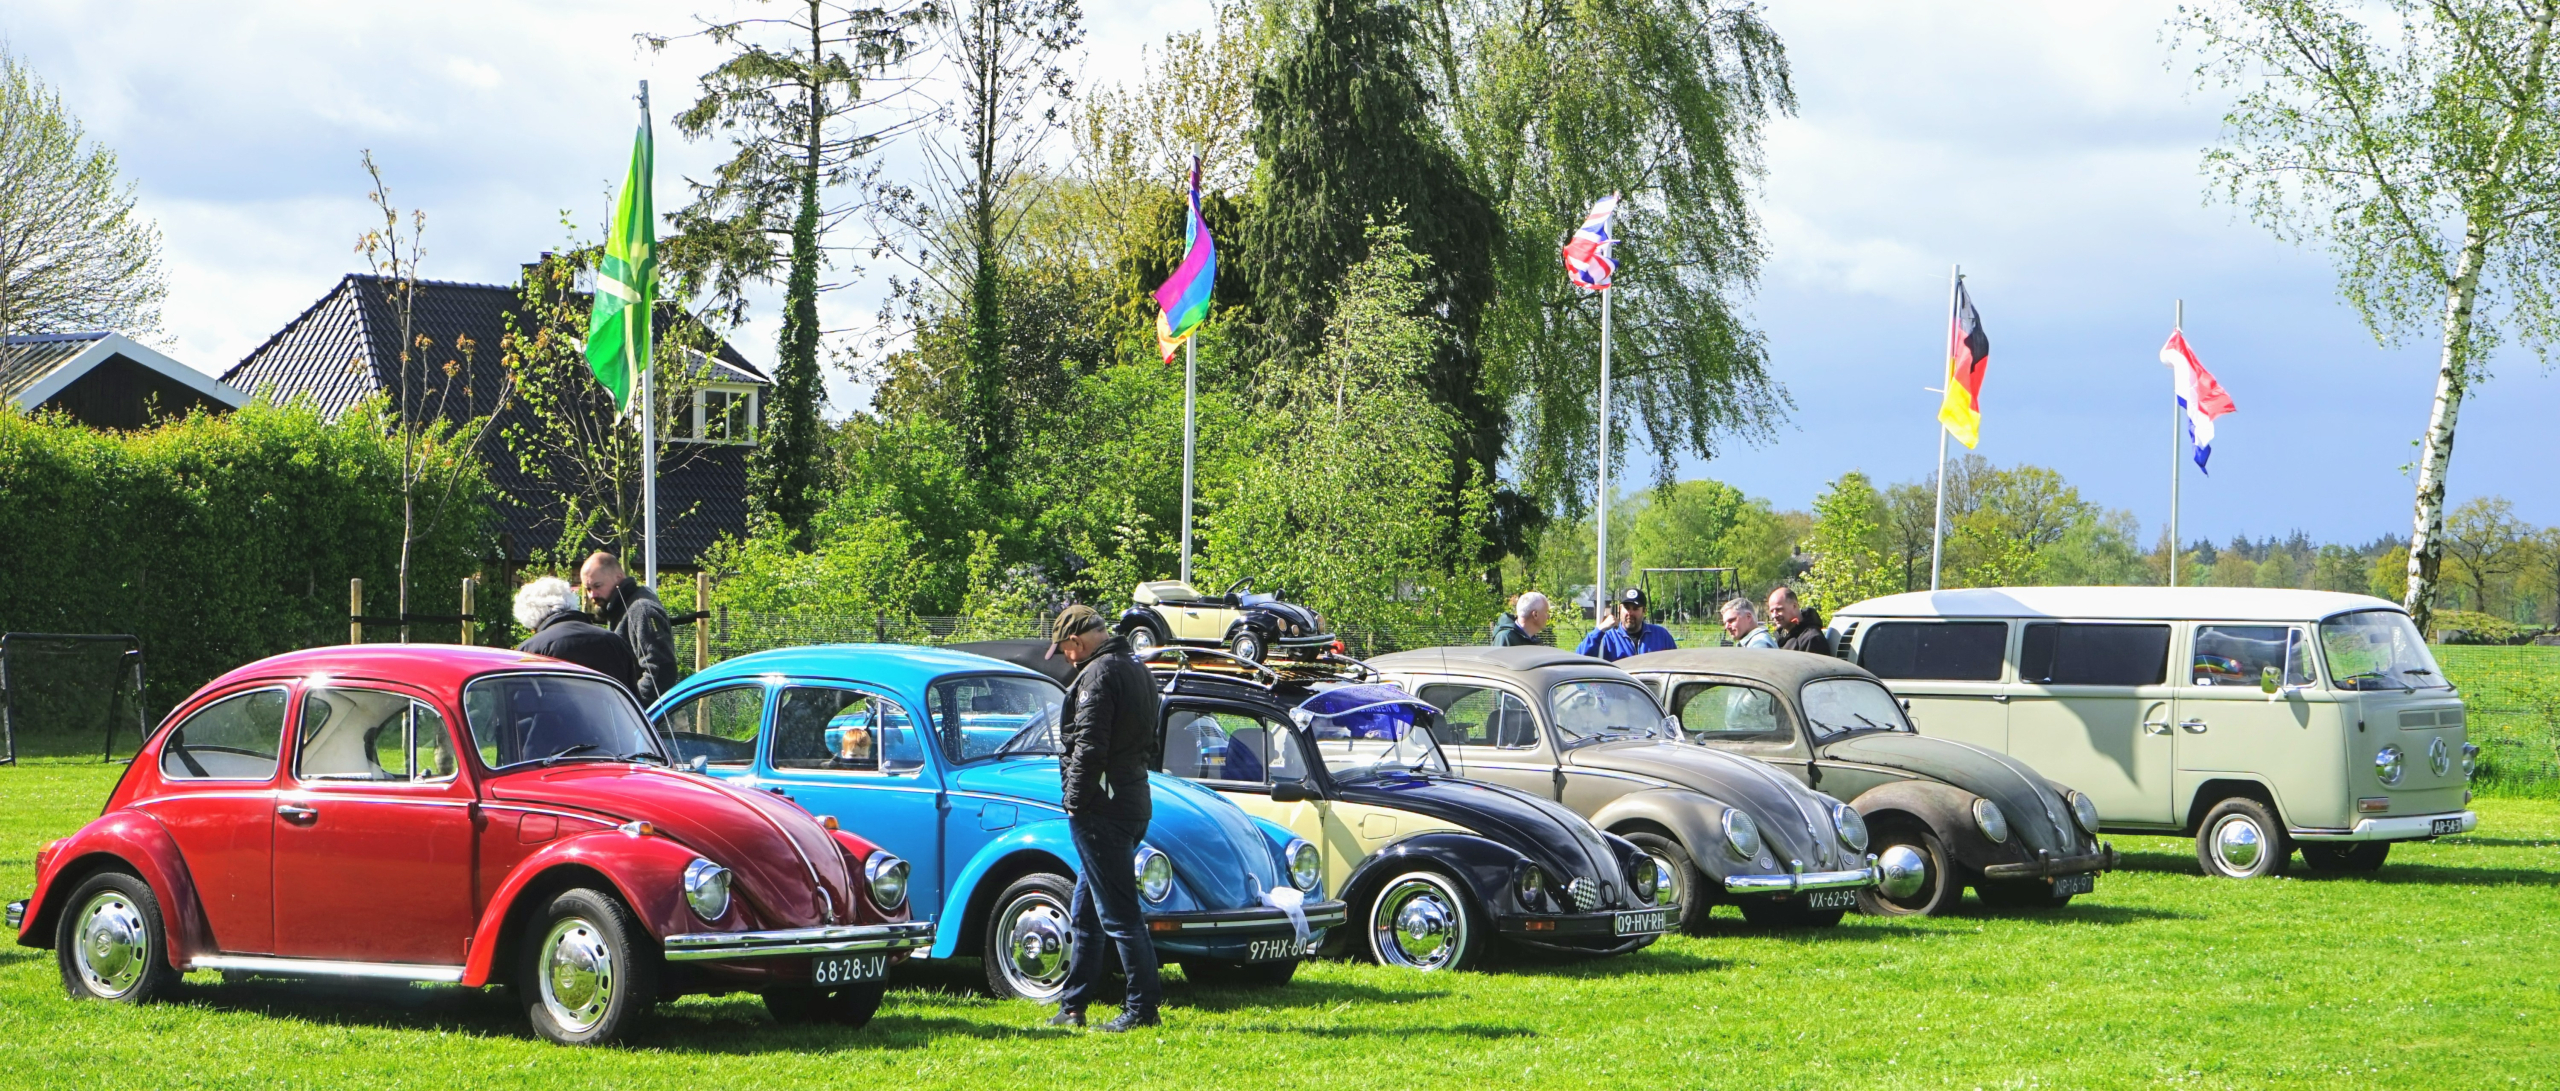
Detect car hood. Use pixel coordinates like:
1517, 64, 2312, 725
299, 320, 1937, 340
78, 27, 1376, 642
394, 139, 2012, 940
488, 763, 855, 928
1819, 732, 2081, 853
947, 760, 1287, 910
1566, 740, 1858, 871
1333, 773, 1624, 889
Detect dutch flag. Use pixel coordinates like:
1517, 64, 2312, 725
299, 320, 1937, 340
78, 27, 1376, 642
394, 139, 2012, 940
2160, 329, 2237, 473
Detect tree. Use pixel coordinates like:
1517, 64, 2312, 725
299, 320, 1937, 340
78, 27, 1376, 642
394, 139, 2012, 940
2440, 495, 2530, 614
0, 50, 164, 339
1625, 478, 1791, 593
1883, 481, 1938, 592
1797, 472, 1898, 615
2180, 0, 2560, 635
651, 0, 932, 543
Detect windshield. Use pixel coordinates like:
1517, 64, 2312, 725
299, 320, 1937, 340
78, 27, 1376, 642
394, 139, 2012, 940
1548, 680, 1675, 746
1799, 678, 1914, 741
930, 674, 1067, 762
463, 673, 663, 770
1295, 685, 1451, 779
2320, 610, 2449, 691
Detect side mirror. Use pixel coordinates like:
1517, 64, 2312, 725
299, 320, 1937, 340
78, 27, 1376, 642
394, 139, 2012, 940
1269, 780, 1312, 803
687, 755, 709, 773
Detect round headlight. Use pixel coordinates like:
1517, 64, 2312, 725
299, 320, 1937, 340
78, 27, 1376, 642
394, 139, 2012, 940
1515, 864, 1549, 907
682, 858, 732, 921
1721, 808, 1763, 861
1629, 856, 1664, 904
863, 851, 909, 912
2462, 741, 2479, 779
1285, 839, 1322, 893
1971, 798, 2010, 844
2068, 790, 2101, 836
1135, 846, 1174, 903
1834, 804, 1870, 855
2375, 745, 2405, 787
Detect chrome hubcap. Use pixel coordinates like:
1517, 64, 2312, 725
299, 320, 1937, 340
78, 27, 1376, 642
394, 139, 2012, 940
2213, 815, 2265, 873
538, 916, 615, 1032
1372, 877, 1464, 970
73, 891, 147, 997
1876, 843, 1929, 901
999, 893, 1072, 997
1128, 628, 1156, 653
1646, 851, 1687, 910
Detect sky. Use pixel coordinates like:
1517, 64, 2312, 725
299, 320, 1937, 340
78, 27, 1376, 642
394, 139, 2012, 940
6, 0, 2553, 547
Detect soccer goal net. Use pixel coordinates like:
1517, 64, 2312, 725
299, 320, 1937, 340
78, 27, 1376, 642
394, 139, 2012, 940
1, 633, 147, 764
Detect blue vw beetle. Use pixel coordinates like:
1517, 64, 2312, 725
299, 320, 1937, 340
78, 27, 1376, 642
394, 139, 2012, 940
647, 644, 1348, 1001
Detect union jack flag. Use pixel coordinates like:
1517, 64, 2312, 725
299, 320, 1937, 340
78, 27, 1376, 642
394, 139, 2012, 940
1561, 193, 1621, 291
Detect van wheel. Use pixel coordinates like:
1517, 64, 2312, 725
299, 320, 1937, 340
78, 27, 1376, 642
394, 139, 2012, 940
765, 982, 888, 1027
1858, 822, 1955, 917
2301, 841, 2390, 872
56, 871, 177, 1004
520, 887, 658, 1046
2195, 797, 2290, 879
1737, 899, 1845, 928
1623, 832, 1710, 934
982, 872, 1077, 1002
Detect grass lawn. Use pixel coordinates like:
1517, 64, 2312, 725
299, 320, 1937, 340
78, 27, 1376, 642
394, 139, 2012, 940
2, 759, 2554, 1090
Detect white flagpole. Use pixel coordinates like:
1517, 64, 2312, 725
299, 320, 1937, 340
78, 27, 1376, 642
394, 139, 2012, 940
1929, 264, 1957, 591
638, 80, 658, 589
2169, 298, 2183, 588
1595, 285, 1612, 618
1180, 334, 1196, 585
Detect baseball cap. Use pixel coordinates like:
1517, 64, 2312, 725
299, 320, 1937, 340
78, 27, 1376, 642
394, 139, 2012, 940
1047, 604, 1108, 657
1618, 587, 1648, 608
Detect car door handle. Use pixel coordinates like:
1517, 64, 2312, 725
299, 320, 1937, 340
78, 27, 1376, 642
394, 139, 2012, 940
277, 804, 318, 826
2179, 719, 2209, 733
2142, 719, 2172, 736
1992, 694, 2009, 703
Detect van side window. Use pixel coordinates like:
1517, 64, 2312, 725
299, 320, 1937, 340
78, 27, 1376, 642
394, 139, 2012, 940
2018, 624, 2171, 686
1857, 622, 2007, 682
2192, 626, 2315, 687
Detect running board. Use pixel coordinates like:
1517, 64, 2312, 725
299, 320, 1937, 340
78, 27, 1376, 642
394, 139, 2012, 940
190, 955, 465, 983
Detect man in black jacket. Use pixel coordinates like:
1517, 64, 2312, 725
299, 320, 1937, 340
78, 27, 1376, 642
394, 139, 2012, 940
512, 576, 642, 695
1767, 585, 1833, 656
1047, 604, 1162, 1032
580, 552, 679, 704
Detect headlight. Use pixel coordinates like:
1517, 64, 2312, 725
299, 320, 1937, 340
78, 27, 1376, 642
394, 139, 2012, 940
2375, 745, 2405, 787
682, 858, 731, 921
1629, 856, 1665, 905
1834, 804, 1869, 854
2462, 741, 2479, 779
864, 851, 910, 912
1720, 808, 1762, 861
1135, 846, 1174, 903
1971, 798, 2009, 844
1285, 839, 1322, 893
2068, 790, 2101, 836
1515, 864, 1549, 907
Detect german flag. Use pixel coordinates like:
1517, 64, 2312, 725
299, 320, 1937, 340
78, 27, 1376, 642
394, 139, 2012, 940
1937, 280, 1990, 449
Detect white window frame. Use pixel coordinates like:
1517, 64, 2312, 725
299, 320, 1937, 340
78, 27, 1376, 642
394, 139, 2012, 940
690, 384, 761, 445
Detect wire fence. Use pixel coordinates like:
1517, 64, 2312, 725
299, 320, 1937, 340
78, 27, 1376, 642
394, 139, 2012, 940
2431, 645, 2560, 795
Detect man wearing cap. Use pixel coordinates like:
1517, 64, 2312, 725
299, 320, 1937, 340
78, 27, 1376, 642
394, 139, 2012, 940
1045, 604, 1164, 1032
1575, 588, 1678, 662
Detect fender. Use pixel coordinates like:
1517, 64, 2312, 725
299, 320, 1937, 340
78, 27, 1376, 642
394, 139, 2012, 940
1588, 787, 1731, 880
1338, 830, 1528, 920
931, 822, 1080, 959
19, 810, 212, 969
460, 830, 704, 987
1117, 605, 1171, 642
1850, 779, 2015, 873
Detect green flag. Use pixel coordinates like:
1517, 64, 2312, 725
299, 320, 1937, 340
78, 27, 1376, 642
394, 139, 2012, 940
586, 97, 655, 413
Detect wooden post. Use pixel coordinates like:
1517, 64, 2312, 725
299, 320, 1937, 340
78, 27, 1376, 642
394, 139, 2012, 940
348, 578, 364, 645
694, 571, 711, 671
460, 577, 478, 647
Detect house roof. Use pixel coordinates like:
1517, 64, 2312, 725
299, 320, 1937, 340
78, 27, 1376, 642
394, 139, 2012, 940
5, 331, 245, 412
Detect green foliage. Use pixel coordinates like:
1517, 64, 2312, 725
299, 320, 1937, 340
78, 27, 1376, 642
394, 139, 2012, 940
1624, 479, 1792, 592
1796, 472, 1898, 615
0, 402, 493, 714
699, 506, 930, 620
0, 48, 166, 338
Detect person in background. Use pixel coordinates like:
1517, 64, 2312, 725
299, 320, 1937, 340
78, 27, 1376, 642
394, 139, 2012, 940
1722, 598, 1777, 648
513, 576, 642, 695
1492, 591, 1553, 646
1767, 585, 1832, 655
1046, 604, 1164, 1033
580, 552, 679, 704
1576, 587, 1677, 662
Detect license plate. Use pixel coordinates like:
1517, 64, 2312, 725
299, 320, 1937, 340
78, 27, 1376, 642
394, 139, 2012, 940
810, 952, 888, 986
1613, 909, 1673, 936
1807, 889, 1859, 910
2431, 817, 2464, 835
1245, 938, 1304, 962
2053, 873, 2096, 897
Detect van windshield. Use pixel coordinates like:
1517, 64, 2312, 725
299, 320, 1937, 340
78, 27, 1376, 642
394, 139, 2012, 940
2319, 610, 2449, 691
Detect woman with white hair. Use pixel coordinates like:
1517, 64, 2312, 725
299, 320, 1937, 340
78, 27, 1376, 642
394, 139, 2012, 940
514, 575, 643, 695
1491, 590, 1552, 647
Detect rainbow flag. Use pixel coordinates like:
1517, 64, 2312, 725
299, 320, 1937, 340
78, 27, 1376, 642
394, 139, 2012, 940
1154, 157, 1216, 362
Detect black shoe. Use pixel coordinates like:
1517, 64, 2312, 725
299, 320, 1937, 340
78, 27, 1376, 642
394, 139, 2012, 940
1097, 1007, 1161, 1033
1047, 1007, 1086, 1028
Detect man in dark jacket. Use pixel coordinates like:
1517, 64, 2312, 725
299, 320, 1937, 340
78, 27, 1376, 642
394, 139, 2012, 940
581, 552, 679, 704
513, 576, 642, 695
1767, 585, 1832, 655
1492, 591, 1552, 647
1047, 604, 1162, 1032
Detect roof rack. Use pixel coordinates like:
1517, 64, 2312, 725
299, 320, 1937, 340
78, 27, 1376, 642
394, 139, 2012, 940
1136, 646, 1279, 694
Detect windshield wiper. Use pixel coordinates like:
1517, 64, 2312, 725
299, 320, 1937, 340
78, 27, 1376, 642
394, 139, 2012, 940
620, 750, 668, 765
2340, 670, 2413, 693
538, 743, 604, 766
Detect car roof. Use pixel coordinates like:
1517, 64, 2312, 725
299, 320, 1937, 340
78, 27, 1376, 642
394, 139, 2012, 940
1831, 586, 2404, 624
201, 644, 590, 695
686, 643, 1050, 696
1369, 645, 1632, 690
1617, 647, 1876, 687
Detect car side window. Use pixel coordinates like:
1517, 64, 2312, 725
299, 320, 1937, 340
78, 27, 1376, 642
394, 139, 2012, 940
654, 685, 766, 767
1416, 684, 1537, 749
1858, 621, 2009, 681
295, 686, 457, 782
2018, 623, 2172, 686
772, 686, 923, 774
2192, 625, 2315, 688
160, 688, 288, 781
1668, 682, 1790, 742
1163, 709, 1298, 783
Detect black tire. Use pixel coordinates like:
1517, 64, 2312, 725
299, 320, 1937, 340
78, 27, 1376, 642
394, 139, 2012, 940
1974, 878, 2073, 910
1228, 629, 1266, 663
2301, 841, 2391, 872
55, 870, 177, 1004
1737, 899, 1846, 929
1181, 957, 1298, 988
1123, 624, 1161, 655
1858, 821, 1957, 917
1361, 869, 1484, 972
1624, 832, 1711, 934
764, 982, 888, 1028
2194, 796, 2291, 879
518, 887, 659, 1046
981, 872, 1078, 1002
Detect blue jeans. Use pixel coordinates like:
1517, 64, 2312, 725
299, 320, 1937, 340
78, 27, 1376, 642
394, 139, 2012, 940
1060, 814, 1162, 1013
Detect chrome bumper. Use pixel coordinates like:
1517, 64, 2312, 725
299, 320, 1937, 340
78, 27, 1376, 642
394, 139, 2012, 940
1979, 843, 2118, 880
1721, 864, 1880, 895
5, 899, 25, 931
1144, 900, 1349, 934
662, 920, 935, 963
2292, 810, 2477, 842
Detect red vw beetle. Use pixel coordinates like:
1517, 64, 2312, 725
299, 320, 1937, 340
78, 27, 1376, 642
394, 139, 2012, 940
5, 646, 931, 1045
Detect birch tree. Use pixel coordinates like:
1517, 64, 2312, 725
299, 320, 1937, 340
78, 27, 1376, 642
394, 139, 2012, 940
0, 50, 164, 339
2180, 0, 2560, 634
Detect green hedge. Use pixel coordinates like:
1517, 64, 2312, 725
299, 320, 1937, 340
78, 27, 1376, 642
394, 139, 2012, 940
0, 402, 493, 745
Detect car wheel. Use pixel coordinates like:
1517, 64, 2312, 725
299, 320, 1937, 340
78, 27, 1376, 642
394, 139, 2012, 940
520, 887, 658, 1046
2301, 841, 2391, 872
1858, 822, 1956, 917
1124, 625, 1160, 655
1363, 870, 1482, 972
2194, 797, 2290, 879
1737, 899, 1846, 929
1974, 878, 2073, 910
982, 872, 1077, 1002
1623, 832, 1710, 934
1228, 630, 1265, 662
1182, 958, 1298, 988
56, 871, 176, 1004
765, 982, 888, 1028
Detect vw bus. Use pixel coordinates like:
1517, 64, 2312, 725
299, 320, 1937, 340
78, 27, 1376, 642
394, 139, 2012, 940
1827, 588, 2476, 879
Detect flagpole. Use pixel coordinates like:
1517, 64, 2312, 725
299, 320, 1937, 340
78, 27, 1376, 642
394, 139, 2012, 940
1929, 264, 1957, 591
638, 80, 658, 590
2169, 298, 2182, 588
1180, 334, 1196, 585
1595, 285, 1612, 616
